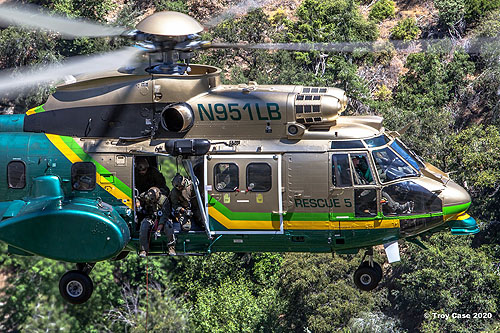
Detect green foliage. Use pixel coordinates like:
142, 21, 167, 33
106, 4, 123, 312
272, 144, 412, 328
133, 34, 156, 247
464, 0, 500, 24
434, 0, 500, 28
379, 51, 474, 161
102, 284, 190, 332
155, 0, 189, 13
43, 0, 117, 22
444, 125, 500, 222
369, 0, 396, 22
191, 278, 277, 333
390, 17, 420, 40
390, 233, 500, 332
277, 253, 379, 332
434, 0, 466, 28
170, 253, 284, 331
292, 0, 378, 43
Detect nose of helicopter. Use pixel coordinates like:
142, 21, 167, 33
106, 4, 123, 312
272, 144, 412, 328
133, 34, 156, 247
442, 180, 471, 213
441, 180, 479, 235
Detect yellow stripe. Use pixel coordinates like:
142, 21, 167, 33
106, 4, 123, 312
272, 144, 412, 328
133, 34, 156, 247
209, 206, 280, 230
46, 134, 133, 209
26, 107, 37, 116
443, 211, 467, 222
209, 206, 400, 230
46, 134, 81, 163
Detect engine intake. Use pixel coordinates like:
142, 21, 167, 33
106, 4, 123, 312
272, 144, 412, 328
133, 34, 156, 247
161, 103, 194, 132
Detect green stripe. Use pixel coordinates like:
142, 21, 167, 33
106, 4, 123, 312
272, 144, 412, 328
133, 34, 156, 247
60, 136, 132, 197
443, 202, 471, 215
33, 105, 45, 113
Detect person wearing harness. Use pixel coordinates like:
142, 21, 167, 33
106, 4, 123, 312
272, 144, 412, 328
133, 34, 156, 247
137, 186, 176, 257
170, 173, 201, 231
135, 157, 168, 194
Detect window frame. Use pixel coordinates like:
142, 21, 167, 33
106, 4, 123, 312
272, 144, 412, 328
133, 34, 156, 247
331, 153, 353, 188
349, 152, 376, 186
7, 160, 26, 189
246, 162, 272, 192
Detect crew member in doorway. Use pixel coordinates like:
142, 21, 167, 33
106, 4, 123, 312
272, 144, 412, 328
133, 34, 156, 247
137, 187, 176, 256
135, 157, 168, 194
170, 173, 201, 231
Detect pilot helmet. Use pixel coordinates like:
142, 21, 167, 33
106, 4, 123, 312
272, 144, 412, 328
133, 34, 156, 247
144, 186, 161, 203
172, 173, 185, 189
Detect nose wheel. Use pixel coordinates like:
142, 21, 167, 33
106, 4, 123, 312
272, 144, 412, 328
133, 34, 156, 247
353, 249, 383, 291
59, 263, 95, 304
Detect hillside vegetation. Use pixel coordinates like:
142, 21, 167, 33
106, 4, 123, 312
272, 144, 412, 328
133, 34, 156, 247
0, 0, 499, 332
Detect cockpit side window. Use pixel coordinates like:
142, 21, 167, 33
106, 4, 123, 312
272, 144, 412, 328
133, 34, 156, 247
350, 153, 375, 185
214, 163, 239, 192
372, 148, 418, 183
332, 154, 352, 187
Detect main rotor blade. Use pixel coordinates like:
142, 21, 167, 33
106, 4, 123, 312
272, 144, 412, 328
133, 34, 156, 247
0, 4, 126, 38
0, 46, 143, 95
210, 37, 497, 54
204, 0, 274, 28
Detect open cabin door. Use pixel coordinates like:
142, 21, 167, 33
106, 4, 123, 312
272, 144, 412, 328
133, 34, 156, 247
205, 154, 283, 234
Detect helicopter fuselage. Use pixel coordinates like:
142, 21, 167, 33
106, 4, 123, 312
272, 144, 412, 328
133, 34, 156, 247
0, 65, 478, 262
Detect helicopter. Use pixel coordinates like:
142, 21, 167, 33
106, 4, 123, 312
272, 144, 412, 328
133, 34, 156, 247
0, 4, 479, 304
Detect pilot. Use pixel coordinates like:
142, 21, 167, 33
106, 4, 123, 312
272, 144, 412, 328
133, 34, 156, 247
381, 190, 414, 215
137, 186, 176, 257
135, 157, 168, 194
352, 156, 374, 184
170, 173, 201, 231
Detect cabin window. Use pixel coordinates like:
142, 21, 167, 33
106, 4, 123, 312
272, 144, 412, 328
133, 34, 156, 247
371, 147, 418, 183
214, 163, 239, 192
7, 161, 26, 189
332, 154, 352, 187
331, 140, 364, 149
246, 163, 272, 192
71, 162, 96, 191
350, 154, 375, 185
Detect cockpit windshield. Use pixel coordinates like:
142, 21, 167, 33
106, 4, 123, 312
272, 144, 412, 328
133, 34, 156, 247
393, 139, 425, 170
372, 147, 419, 183
364, 135, 390, 148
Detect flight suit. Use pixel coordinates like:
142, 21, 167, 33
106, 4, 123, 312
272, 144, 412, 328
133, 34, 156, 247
138, 188, 175, 255
170, 179, 201, 231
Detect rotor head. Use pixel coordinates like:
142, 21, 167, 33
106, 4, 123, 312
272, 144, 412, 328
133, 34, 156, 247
136, 11, 203, 37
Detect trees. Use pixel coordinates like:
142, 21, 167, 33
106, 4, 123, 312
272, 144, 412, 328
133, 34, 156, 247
390, 234, 500, 332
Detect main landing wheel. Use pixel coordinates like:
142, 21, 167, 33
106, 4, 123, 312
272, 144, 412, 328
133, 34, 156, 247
354, 264, 381, 291
59, 270, 94, 304
360, 260, 383, 284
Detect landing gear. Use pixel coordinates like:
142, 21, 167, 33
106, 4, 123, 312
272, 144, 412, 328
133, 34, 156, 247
353, 249, 383, 291
59, 263, 95, 304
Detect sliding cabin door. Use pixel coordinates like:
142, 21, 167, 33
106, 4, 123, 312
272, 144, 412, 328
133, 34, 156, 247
205, 155, 283, 234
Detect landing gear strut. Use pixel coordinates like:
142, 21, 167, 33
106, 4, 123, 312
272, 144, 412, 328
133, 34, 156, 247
353, 249, 383, 291
59, 263, 95, 304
